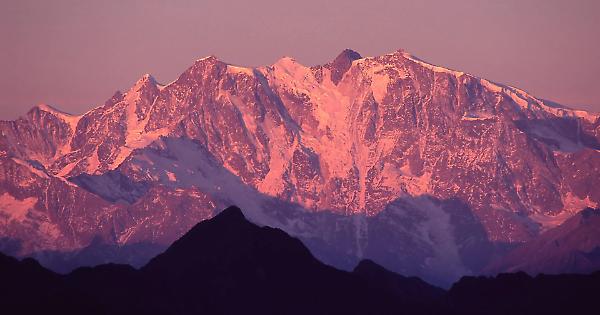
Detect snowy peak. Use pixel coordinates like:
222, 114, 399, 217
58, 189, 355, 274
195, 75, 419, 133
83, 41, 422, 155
174, 54, 230, 85
329, 49, 363, 84
25, 103, 81, 135
1, 47, 600, 287
332, 48, 362, 64
192, 55, 226, 68
388, 51, 599, 123
28, 103, 78, 120
32, 103, 67, 115
272, 56, 302, 69
135, 73, 158, 87
396, 50, 466, 77
128, 74, 160, 95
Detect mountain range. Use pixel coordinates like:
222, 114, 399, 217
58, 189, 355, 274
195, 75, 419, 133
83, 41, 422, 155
1, 48, 599, 286
1, 206, 598, 315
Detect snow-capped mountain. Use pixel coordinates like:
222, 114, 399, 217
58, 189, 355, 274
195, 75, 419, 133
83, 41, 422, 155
1, 49, 599, 285
486, 207, 600, 275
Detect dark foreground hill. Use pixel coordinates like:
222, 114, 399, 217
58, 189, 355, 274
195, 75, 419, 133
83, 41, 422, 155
0, 206, 599, 315
448, 271, 600, 315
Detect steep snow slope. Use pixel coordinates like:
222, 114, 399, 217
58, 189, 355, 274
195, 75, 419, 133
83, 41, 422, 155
1, 48, 598, 285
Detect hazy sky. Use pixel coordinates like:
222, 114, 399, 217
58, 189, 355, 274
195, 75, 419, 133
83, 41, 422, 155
2, 0, 599, 119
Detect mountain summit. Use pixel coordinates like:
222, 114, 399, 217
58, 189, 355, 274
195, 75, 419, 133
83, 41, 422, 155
0, 48, 599, 286
328, 48, 363, 84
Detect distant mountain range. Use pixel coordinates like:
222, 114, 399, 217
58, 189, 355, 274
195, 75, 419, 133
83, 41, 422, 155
487, 207, 600, 274
1, 49, 599, 286
1, 206, 598, 315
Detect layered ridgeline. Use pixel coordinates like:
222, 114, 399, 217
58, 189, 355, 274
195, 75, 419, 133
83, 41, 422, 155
1, 206, 598, 315
1, 49, 599, 285
0, 206, 446, 315
486, 207, 600, 275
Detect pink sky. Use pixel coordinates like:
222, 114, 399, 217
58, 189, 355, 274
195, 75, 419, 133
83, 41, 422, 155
1, 0, 599, 119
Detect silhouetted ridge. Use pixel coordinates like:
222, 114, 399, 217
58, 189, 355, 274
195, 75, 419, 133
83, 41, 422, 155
1, 206, 600, 315
353, 259, 445, 305
214, 205, 246, 221
139, 205, 420, 314
0, 252, 102, 315
142, 204, 316, 274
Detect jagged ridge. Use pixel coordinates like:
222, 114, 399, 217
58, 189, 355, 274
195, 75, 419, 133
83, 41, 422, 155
1, 48, 599, 287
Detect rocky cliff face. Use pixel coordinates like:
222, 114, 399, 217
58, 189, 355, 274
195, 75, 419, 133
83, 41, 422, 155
1, 49, 598, 285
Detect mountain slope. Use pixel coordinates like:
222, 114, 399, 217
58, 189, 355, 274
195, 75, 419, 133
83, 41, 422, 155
353, 258, 445, 304
486, 207, 600, 275
1, 48, 599, 285
1, 206, 598, 315
0, 206, 445, 315
140, 206, 405, 314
